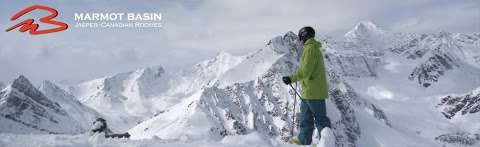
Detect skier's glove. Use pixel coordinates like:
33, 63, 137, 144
282, 76, 292, 85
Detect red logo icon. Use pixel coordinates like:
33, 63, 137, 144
5, 5, 68, 35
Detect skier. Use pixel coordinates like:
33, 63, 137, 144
91, 118, 130, 138
282, 26, 332, 145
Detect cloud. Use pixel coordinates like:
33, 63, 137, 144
0, 0, 478, 84
391, 1, 480, 33
162, 0, 473, 52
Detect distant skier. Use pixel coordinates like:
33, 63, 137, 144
282, 26, 332, 145
92, 118, 112, 135
91, 118, 130, 138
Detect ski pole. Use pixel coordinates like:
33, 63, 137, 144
291, 83, 296, 136
289, 83, 302, 99
289, 83, 302, 136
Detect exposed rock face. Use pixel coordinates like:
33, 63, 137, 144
329, 88, 361, 147
435, 132, 480, 146
409, 53, 459, 87
0, 75, 82, 134
198, 81, 279, 137
10, 76, 64, 114
437, 88, 480, 119
390, 32, 480, 87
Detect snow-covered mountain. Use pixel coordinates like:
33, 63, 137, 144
129, 22, 478, 147
336, 22, 480, 147
39, 80, 101, 130
127, 30, 397, 147
68, 65, 170, 132
1, 21, 479, 147
344, 21, 385, 45
388, 32, 480, 87
0, 76, 83, 134
128, 34, 295, 141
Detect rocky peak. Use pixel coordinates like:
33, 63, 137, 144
283, 31, 298, 44
11, 75, 35, 92
267, 31, 301, 55
136, 65, 165, 79
10, 75, 62, 112
345, 21, 383, 41
0, 75, 83, 134
355, 21, 379, 32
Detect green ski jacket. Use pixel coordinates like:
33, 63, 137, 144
289, 38, 329, 100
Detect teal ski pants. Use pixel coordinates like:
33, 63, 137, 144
298, 99, 331, 145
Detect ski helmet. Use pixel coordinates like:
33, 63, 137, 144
298, 26, 315, 43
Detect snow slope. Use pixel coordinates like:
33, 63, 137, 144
0, 133, 280, 147
69, 66, 170, 132
39, 80, 101, 130
168, 52, 245, 96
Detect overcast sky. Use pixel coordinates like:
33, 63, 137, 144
0, 0, 479, 85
